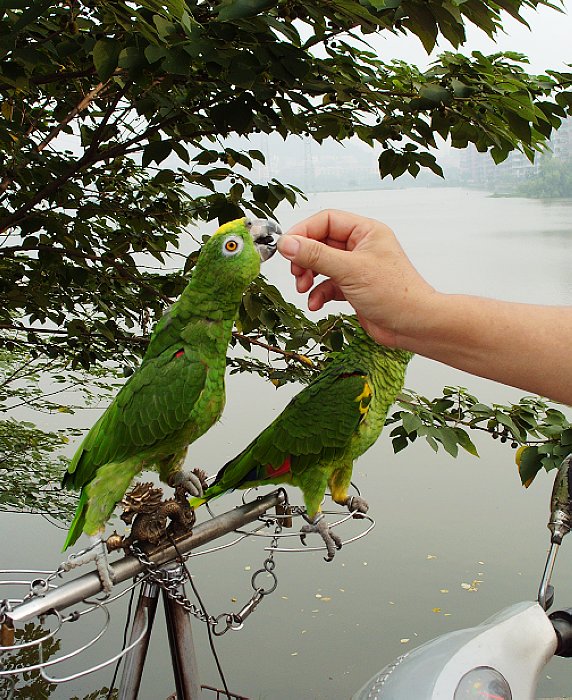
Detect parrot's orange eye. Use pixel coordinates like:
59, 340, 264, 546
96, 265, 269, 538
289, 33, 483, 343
222, 235, 243, 257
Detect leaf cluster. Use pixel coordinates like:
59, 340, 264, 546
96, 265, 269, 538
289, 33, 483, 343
1, 1, 572, 513
0, 348, 120, 519
233, 281, 354, 384
388, 386, 572, 485
1, 1, 571, 368
0, 417, 77, 518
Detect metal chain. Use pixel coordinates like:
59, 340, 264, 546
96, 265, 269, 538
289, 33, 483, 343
129, 518, 282, 636
0, 598, 11, 626
128, 545, 217, 624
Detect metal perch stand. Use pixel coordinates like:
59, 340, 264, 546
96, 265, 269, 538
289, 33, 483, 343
1, 487, 375, 699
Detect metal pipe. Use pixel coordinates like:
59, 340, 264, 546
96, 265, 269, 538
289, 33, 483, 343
118, 581, 160, 700
8, 491, 284, 624
162, 565, 201, 700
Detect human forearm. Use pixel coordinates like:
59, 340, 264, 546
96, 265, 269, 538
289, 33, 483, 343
396, 293, 572, 404
279, 210, 572, 406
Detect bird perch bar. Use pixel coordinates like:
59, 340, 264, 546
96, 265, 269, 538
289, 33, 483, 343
5, 490, 285, 626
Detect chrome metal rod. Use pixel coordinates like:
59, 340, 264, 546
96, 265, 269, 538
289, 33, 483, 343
118, 581, 160, 700
538, 540, 559, 611
8, 491, 284, 625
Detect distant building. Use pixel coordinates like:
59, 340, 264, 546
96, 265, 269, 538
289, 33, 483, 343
459, 118, 572, 187
551, 117, 572, 158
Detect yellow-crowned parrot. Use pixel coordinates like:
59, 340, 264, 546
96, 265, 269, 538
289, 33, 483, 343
190, 323, 412, 560
62, 217, 281, 589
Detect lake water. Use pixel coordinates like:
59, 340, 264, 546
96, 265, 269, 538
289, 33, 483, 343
2, 187, 572, 699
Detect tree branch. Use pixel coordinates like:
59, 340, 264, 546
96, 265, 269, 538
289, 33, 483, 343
233, 331, 317, 367
0, 109, 195, 235
35, 80, 111, 153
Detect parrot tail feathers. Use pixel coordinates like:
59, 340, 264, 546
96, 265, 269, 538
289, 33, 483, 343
63, 490, 89, 551
188, 495, 208, 509
189, 482, 227, 510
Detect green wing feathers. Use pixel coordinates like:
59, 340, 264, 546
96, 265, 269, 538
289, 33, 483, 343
191, 370, 370, 505
191, 332, 412, 513
62, 489, 89, 550
63, 347, 208, 493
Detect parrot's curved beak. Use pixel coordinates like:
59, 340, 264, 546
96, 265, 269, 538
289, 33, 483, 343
250, 219, 282, 262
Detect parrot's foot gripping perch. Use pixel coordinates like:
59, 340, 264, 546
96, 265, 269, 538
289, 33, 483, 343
64, 482, 199, 594
344, 495, 369, 516
167, 467, 206, 498
298, 495, 369, 561
62, 535, 115, 594
300, 513, 343, 562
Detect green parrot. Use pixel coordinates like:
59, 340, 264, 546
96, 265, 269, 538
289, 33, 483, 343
62, 217, 281, 589
190, 323, 412, 560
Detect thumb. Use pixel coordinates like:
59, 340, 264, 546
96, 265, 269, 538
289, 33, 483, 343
278, 235, 349, 280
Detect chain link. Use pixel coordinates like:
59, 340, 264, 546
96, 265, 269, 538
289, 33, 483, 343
128, 545, 218, 625
0, 598, 11, 626
26, 568, 66, 600
129, 516, 283, 636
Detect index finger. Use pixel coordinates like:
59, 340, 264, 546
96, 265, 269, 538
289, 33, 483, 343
286, 209, 374, 251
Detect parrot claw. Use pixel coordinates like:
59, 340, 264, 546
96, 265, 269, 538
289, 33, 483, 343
168, 469, 204, 498
62, 536, 115, 594
344, 495, 369, 516
299, 514, 343, 562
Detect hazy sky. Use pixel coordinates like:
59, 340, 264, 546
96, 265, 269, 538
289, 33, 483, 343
374, 0, 572, 74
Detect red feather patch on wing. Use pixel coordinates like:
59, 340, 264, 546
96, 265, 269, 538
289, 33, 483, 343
266, 456, 291, 478
175, 349, 185, 358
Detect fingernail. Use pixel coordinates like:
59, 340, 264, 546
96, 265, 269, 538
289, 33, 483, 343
278, 235, 300, 259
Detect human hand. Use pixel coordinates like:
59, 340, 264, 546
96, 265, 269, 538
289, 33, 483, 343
277, 209, 435, 347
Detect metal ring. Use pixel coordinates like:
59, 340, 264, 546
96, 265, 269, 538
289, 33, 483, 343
39, 601, 152, 683
264, 558, 276, 573
213, 613, 233, 636
30, 578, 50, 596
251, 569, 278, 595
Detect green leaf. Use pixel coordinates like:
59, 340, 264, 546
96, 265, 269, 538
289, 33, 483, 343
402, 412, 423, 435
378, 150, 399, 178
243, 291, 263, 319
518, 446, 544, 487
144, 44, 167, 64
92, 38, 121, 81
328, 329, 345, 352
403, 3, 438, 53
217, 0, 276, 21
142, 140, 173, 167
392, 434, 409, 453
453, 428, 479, 457
496, 412, 525, 440
419, 83, 452, 106
505, 111, 532, 144
436, 426, 459, 457
451, 78, 473, 98
211, 100, 254, 134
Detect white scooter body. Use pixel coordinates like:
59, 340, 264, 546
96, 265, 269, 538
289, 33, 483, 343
352, 601, 557, 699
